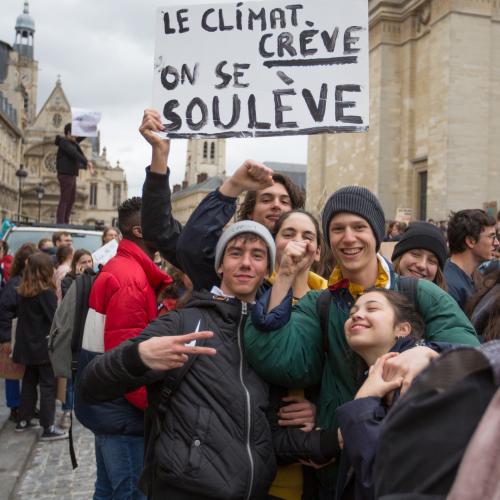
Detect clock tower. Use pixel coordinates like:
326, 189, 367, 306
13, 1, 38, 126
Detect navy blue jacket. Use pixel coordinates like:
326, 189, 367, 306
334, 338, 453, 500
0, 275, 21, 343
141, 167, 236, 291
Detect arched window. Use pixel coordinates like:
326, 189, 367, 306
203, 141, 208, 159
210, 142, 215, 160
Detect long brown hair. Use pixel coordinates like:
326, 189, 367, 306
70, 249, 93, 276
9, 243, 38, 278
392, 255, 448, 292
17, 252, 55, 298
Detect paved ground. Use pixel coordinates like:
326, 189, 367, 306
0, 382, 97, 500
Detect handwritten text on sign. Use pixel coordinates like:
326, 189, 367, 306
153, 0, 369, 138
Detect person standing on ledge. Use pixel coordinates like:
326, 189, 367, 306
55, 123, 94, 224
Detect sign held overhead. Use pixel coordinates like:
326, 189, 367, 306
153, 0, 369, 139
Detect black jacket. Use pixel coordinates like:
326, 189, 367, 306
55, 135, 88, 176
12, 289, 57, 365
61, 273, 76, 299
141, 167, 236, 291
0, 275, 21, 343
80, 291, 337, 500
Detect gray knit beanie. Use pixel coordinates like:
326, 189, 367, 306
214, 220, 276, 276
321, 186, 386, 250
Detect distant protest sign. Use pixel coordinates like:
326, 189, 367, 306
153, 0, 369, 139
71, 108, 102, 137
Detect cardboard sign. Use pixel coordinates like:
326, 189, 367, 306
395, 208, 413, 224
153, 0, 369, 138
71, 108, 102, 137
91, 238, 118, 267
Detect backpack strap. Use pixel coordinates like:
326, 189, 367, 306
316, 289, 332, 354
141, 308, 208, 496
396, 276, 419, 310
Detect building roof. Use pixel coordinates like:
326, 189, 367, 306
172, 176, 225, 200
264, 161, 307, 190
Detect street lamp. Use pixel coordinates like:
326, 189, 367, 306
15, 164, 28, 223
35, 182, 45, 223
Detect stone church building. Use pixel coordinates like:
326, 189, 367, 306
0, 1, 127, 226
307, 0, 500, 221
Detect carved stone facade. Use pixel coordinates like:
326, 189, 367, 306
185, 138, 225, 186
307, 0, 500, 221
0, 2, 127, 226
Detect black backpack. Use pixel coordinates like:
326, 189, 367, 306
374, 341, 500, 499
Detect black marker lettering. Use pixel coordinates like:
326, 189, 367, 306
344, 26, 362, 54
177, 9, 189, 33
186, 97, 208, 131
233, 63, 250, 88
236, 2, 243, 30
163, 12, 176, 34
160, 65, 179, 90
270, 8, 286, 29
285, 4, 303, 26
321, 27, 339, 52
213, 95, 241, 129
335, 84, 362, 123
201, 9, 216, 32
163, 100, 182, 131
215, 61, 232, 89
277, 32, 297, 57
248, 8, 267, 31
219, 9, 234, 31
248, 94, 271, 129
259, 34, 274, 58
273, 89, 298, 128
300, 29, 318, 57
180, 63, 198, 85
302, 84, 327, 122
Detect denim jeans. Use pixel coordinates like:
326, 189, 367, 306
93, 434, 145, 500
5, 379, 20, 409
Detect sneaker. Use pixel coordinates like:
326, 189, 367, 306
41, 426, 68, 441
15, 420, 41, 432
59, 411, 71, 430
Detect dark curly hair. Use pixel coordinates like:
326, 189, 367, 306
118, 197, 142, 238
447, 209, 496, 254
237, 173, 305, 222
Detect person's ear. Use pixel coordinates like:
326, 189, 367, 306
465, 235, 477, 249
395, 321, 412, 338
313, 246, 321, 263
132, 226, 143, 239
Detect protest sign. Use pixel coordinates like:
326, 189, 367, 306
71, 108, 102, 137
91, 238, 118, 268
395, 208, 413, 224
153, 0, 369, 138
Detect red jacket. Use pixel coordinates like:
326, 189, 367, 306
0, 255, 13, 282
83, 239, 171, 410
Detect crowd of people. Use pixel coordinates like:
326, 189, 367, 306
0, 109, 499, 500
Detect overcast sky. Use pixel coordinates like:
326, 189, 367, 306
1, 0, 307, 196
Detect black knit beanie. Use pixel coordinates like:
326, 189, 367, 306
321, 186, 386, 250
392, 222, 448, 269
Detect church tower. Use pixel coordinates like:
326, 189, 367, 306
13, 1, 38, 126
185, 139, 226, 186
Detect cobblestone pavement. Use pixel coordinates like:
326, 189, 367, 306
13, 417, 96, 500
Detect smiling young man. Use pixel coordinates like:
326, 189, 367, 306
245, 186, 479, 497
444, 209, 498, 309
79, 221, 338, 500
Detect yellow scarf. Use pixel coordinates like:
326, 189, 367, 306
327, 256, 390, 299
